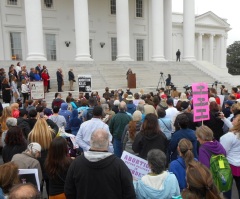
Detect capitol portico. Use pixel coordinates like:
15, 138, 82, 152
0, 0, 231, 68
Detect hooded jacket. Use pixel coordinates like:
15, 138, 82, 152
199, 140, 226, 168
69, 109, 82, 135
51, 98, 65, 109
64, 151, 136, 199
59, 103, 71, 130
127, 103, 136, 115
132, 131, 168, 160
134, 171, 180, 199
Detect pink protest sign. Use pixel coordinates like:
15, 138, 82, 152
192, 83, 209, 122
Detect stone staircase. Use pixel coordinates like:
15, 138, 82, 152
0, 60, 236, 106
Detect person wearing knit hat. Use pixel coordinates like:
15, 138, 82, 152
121, 110, 142, 155
11, 142, 42, 184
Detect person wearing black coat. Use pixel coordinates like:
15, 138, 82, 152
17, 109, 31, 139
56, 68, 63, 92
203, 101, 224, 141
64, 129, 136, 199
132, 113, 168, 160
2, 78, 11, 103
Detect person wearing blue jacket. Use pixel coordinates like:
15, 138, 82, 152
169, 114, 198, 162
169, 138, 197, 191
59, 103, 72, 133
69, 109, 82, 136
134, 149, 180, 199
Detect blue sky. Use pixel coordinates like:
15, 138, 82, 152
172, 0, 240, 46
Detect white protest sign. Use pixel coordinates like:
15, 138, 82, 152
19, 169, 40, 191
121, 151, 150, 180
29, 81, 44, 100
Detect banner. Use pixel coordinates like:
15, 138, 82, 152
192, 82, 209, 122
78, 75, 92, 92
29, 81, 44, 100
121, 151, 150, 180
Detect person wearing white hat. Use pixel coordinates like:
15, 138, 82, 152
11, 142, 42, 183
126, 95, 136, 115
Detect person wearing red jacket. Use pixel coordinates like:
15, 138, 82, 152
41, 69, 49, 93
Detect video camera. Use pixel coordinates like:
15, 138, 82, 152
183, 85, 191, 91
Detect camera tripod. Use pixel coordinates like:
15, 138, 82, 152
156, 72, 166, 91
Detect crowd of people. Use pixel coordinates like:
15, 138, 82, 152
0, 64, 240, 198
0, 63, 77, 105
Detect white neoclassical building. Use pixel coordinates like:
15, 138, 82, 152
0, 0, 231, 68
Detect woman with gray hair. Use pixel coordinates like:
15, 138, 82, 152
101, 103, 115, 124
134, 149, 180, 198
1, 117, 17, 148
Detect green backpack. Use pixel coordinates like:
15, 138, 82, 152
209, 154, 233, 192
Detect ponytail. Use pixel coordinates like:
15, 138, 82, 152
178, 138, 194, 167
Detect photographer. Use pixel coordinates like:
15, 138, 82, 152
165, 74, 171, 87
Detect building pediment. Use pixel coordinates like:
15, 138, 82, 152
195, 11, 230, 29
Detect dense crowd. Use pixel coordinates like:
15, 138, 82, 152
0, 64, 240, 198
0, 63, 52, 104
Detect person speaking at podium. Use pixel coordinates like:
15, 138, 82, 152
126, 68, 133, 80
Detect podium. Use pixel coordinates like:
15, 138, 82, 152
127, 73, 136, 88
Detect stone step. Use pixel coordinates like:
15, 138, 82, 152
1, 60, 235, 107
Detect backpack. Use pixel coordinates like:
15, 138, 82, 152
204, 147, 233, 192
86, 108, 93, 121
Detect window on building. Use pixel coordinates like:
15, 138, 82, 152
10, 32, 22, 61
136, 39, 144, 61
46, 34, 56, 61
110, 0, 116, 15
111, 37, 117, 61
7, 0, 18, 5
136, 0, 143, 18
89, 39, 93, 58
44, 0, 53, 8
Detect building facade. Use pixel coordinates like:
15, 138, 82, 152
0, 0, 230, 67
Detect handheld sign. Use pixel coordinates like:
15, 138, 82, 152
78, 75, 92, 92
121, 151, 150, 180
19, 169, 40, 191
192, 83, 209, 122
29, 81, 44, 100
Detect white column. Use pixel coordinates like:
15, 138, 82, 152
197, 33, 203, 61
0, 12, 4, 60
164, 0, 172, 60
209, 34, 214, 63
220, 34, 227, 68
183, 0, 195, 61
151, 0, 165, 61
24, 0, 46, 60
74, 0, 92, 61
116, 0, 132, 61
